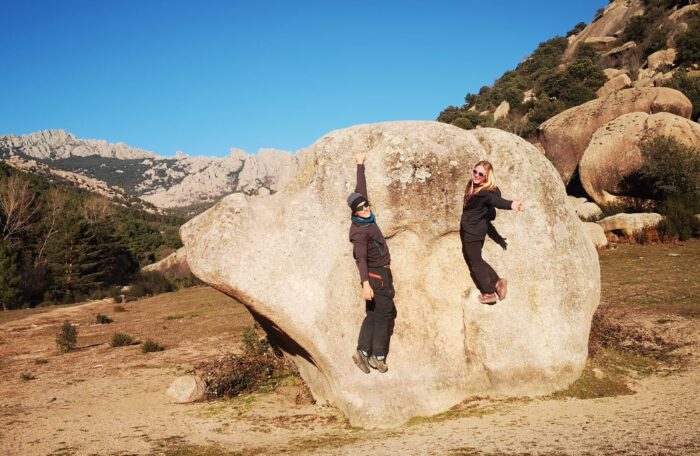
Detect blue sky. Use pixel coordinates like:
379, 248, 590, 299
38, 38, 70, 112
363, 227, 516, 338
0, 0, 608, 157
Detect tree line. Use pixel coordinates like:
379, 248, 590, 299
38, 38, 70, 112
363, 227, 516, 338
0, 162, 185, 309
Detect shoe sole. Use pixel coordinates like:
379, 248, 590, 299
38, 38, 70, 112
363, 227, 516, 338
352, 354, 370, 374
368, 360, 388, 373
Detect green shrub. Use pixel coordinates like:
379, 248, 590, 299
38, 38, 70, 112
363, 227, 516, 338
110, 332, 133, 347
622, 15, 648, 43
567, 22, 587, 37
663, 71, 700, 120
201, 325, 297, 398
450, 117, 474, 130
126, 271, 174, 299
635, 136, 700, 240
56, 321, 78, 352
675, 12, 700, 66
142, 339, 165, 353
528, 96, 567, 125
638, 136, 700, 199
657, 195, 700, 241
95, 313, 113, 324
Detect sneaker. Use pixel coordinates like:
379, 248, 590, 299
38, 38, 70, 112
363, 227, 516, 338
368, 356, 388, 373
495, 278, 507, 301
478, 292, 498, 304
352, 350, 370, 374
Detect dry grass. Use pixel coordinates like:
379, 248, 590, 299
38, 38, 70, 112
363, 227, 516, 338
553, 239, 699, 400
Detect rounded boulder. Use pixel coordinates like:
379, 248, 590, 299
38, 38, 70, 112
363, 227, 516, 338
181, 121, 600, 428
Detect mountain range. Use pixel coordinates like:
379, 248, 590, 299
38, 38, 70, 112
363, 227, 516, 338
0, 129, 299, 212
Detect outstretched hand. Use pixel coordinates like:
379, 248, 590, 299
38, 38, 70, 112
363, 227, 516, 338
362, 281, 374, 301
511, 200, 523, 211
355, 152, 366, 165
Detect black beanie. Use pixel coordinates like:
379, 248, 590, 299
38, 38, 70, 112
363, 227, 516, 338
347, 192, 366, 213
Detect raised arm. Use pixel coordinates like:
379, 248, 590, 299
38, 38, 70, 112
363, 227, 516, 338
355, 152, 368, 200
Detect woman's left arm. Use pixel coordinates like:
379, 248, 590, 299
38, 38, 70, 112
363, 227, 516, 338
489, 190, 522, 211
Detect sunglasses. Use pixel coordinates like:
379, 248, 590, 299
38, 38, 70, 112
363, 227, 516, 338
473, 169, 486, 178
356, 202, 370, 211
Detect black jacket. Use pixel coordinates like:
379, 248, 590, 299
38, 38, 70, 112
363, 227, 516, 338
460, 187, 512, 242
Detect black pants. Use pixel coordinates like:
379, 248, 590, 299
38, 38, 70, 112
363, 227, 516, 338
357, 266, 395, 358
460, 234, 499, 294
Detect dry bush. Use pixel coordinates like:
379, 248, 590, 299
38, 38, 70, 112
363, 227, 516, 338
110, 332, 133, 347
199, 325, 299, 399
589, 305, 679, 358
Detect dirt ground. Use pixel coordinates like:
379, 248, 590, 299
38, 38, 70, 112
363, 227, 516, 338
1, 241, 699, 456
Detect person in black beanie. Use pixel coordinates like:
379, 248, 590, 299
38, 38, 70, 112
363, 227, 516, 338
348, 152, 394, 374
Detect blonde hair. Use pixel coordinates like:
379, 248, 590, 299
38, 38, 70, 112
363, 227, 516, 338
464, 161, 498, 203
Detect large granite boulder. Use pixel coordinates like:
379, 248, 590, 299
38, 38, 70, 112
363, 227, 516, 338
181, 122, 600, 428
580, 112, 700, 205
539, 87, 692, 184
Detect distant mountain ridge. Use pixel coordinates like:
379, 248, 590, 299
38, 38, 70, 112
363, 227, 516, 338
0, 129, 299, 211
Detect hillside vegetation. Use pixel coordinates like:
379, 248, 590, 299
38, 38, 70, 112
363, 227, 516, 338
0, 162, 186, 309
438, 0, 700, 137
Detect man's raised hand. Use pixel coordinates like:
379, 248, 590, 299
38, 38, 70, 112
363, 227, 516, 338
355, 152, 366, 165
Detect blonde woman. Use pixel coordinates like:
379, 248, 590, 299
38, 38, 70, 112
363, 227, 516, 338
460, 161, 522, 304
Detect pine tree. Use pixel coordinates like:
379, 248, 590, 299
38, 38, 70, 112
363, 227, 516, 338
0, 241, 22, 310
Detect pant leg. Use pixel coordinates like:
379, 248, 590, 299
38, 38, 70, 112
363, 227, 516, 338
461, 239, 499, 294
370, 291, 394, 357
358, 268, 396, 357
357, 301, 375, 354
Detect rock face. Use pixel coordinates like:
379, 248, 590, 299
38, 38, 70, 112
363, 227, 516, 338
564, 0, 644, 62
0, 129, 156, 160
494, 101, 510, 121
597, 213, 664, 236
538, 87, 692, 184
181, 121, 600, 428
580, 112, 700, 205
0, 130, 299, 210
142, 247, 191, 279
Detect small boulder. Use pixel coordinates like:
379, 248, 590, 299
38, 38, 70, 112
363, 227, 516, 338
582, 222, 608, 249
167, 375, 206, 403
597, 213, 664, 237
596, 73, 632, 98
646, 48, 676, 71
567, 196, 603, 221
494, 101, 510, 121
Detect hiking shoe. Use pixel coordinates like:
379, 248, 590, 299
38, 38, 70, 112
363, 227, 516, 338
368, 356, 388, 373
495, 278, 507, 301
352, 350, 370, 374
478, 292, 498, 304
